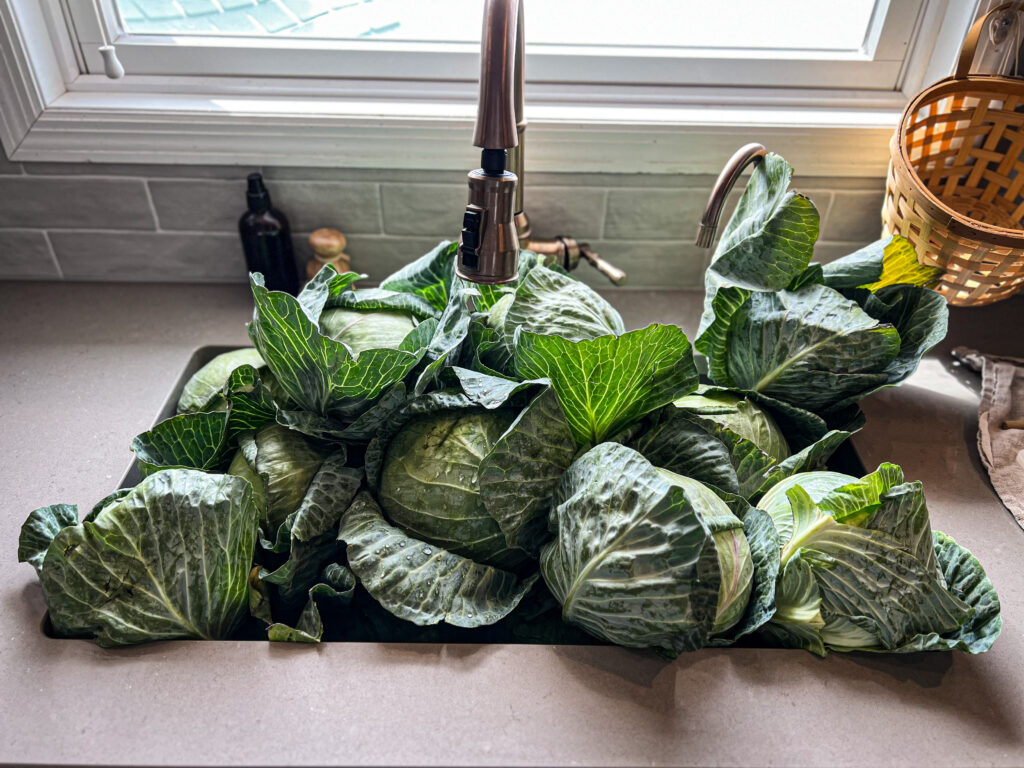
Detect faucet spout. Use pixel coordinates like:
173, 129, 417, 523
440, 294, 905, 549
457, 0, 525, 285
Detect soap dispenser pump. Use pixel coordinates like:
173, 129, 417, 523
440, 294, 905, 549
238, 173, 299, 295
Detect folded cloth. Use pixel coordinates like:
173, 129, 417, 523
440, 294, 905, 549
954, 346, 1024, 531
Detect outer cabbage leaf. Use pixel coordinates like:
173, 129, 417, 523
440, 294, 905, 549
35, 470, 258, 647
340, 492, 537, 628
131, 411, 230, 477
846, 283, 948, 404
822, 234, 941, 291
708, 505, 781, 645
18, 503, 80, 576
259, 453, 362, 603
697, 152, 820, 339
477, 387, 578, 555
248, 273, 423, 422
701, 283, 900, 413
176, 348, 265, 414
877, 532, 1001, 654
540, 443, 722, 655
378, 240, 456, 311
265, 564, 357, 643
514, 324, 699, 447
502, 265, 625, 346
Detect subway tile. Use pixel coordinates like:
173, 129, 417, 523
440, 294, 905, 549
0, 178, 155, 230
796, 175, 886, 192
23, 162, 251, 179
529, 172, 718, 189
149, 180, 241, 231
604, 189, 710, 240
264, 167, 467, 184
380, 184, 465, 237
50, 231, 247, 282
571, 240, 708, 291
824, 190, 886, 242
523, 187, 605, 240
331, 235, 453, 283
272, 181, 382, 234
0, 231, 60, 279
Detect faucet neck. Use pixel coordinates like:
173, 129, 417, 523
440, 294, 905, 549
473, 0, 523, 152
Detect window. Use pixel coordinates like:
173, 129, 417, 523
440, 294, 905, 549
74, 0, 933, 88
0, 0, 987, 173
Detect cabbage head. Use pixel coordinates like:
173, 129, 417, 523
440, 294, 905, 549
755, 466, 999, 655
378, 408, 527, 568
228, 423, 329, 532
319, 307, 417, 355
540, 442, 757, 655
675, 386, 789, 462
177, 347, 265, 414
630, 385, 850, 500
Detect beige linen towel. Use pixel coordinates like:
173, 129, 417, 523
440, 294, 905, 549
954, 346, 1024, 531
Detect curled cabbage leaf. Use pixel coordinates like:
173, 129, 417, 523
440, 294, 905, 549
176, 348, 265, 414
18, 470, 259, 647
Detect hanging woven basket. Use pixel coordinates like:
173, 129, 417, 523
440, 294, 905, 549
884, 3, 1024, 306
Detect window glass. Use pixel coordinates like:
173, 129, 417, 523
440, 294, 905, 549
116, 0, 879, 52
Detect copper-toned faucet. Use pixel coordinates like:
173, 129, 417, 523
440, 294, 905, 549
457, 0, 627, 286
695, 142, 768, 249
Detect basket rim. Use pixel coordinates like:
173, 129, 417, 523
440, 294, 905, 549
895, 74, 1024, 248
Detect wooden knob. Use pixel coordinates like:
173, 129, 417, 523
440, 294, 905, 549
306, 228, 351, 281
309, 228, 347, 258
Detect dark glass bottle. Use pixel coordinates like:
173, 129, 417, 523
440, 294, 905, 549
238, 173, 299, 295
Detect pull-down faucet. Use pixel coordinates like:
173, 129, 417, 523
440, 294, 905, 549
456, 0, 626, 286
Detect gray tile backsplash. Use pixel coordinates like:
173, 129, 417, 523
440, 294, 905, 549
0, 177, 156, 230
380, 184, 465, 237
0, 146, 888, 288
50, 231, 243, 281
0, 231, 59, 278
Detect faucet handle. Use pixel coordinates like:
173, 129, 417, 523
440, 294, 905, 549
579, 244, 627, 286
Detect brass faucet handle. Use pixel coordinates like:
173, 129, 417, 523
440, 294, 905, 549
579, 244, 627, 286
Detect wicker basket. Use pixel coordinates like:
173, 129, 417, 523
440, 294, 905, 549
884, 3, 1024, 306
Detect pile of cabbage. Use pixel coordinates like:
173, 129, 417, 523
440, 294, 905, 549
18, 153, 1001, 656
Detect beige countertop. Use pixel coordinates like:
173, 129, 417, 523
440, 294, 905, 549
1, 281, 1022, 767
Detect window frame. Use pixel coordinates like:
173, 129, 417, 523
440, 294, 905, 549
0, 0, 984, 176
71, 0, 921, 89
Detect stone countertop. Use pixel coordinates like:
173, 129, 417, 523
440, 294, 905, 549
1, 281, 1022, 768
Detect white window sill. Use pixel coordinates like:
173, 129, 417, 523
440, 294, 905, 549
9, 78, 904, 176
